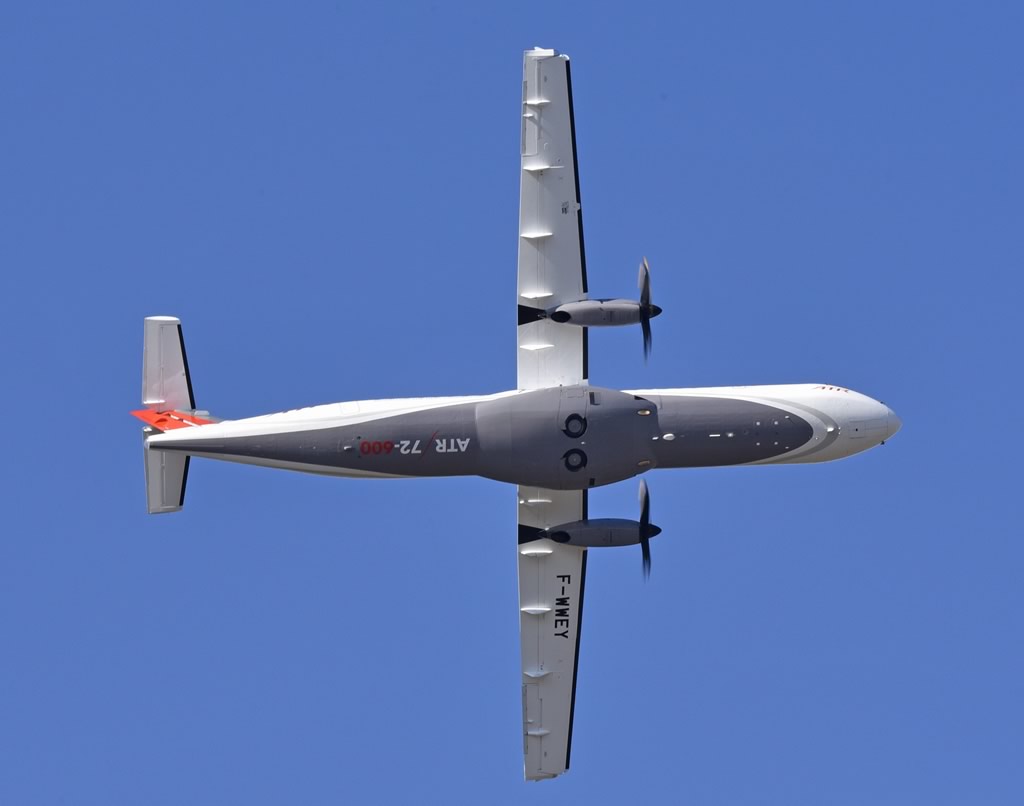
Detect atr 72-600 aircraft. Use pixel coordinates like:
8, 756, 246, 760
132, 48, 900, 780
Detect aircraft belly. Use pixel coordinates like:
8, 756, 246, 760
648, 396, 815, 467
475, 386, 659, 489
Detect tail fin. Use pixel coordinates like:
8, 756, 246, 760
142, 316, 195, 411
137, 316, 198, 514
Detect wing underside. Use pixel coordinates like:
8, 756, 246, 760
515, 47, 590, 781
517, 488, 587, 780
516, 47, 588, 391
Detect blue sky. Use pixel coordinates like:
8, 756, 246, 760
2, 2, 1022, 803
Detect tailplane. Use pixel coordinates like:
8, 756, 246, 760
133, 317, 212, 514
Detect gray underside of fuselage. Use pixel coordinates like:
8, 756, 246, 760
152, 394, 814, 489
644, 396, 814, 467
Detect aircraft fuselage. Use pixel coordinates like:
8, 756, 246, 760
149, 383, 901, 491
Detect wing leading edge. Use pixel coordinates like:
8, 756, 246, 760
515, 47, 590, 781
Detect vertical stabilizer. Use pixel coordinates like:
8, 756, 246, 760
143, 316, 195, 411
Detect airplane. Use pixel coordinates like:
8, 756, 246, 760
131, 47, 901, 781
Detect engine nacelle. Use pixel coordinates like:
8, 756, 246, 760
519, 299, 664, 328
549, 299, 642, 327
536, 517, 662, 548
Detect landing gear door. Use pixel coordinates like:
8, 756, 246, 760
558, 385, 589, 437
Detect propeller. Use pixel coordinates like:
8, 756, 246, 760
638, 478, 659, 580
638, 257, 662, 361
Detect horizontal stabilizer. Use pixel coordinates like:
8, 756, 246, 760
132, 409, 214, 431
144, 438, 189, 514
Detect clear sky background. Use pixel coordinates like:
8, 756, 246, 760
2, 2, 1022, 804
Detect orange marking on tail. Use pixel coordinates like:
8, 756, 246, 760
131, 409, 214, 430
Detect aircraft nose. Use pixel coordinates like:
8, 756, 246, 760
886, 407, 902, 440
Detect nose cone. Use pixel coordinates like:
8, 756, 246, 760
886, 407, 902, 440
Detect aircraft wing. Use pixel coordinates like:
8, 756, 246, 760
517, 488, 588, 780
515, 48, 590, 781
517, 47, 588, 390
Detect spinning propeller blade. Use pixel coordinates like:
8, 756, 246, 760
639, 257, 652, 308
639, 478, 653, 580
638, 257, 659, 361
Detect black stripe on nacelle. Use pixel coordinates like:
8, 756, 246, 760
517, 523, 545, 544
518, 305, 546, 326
